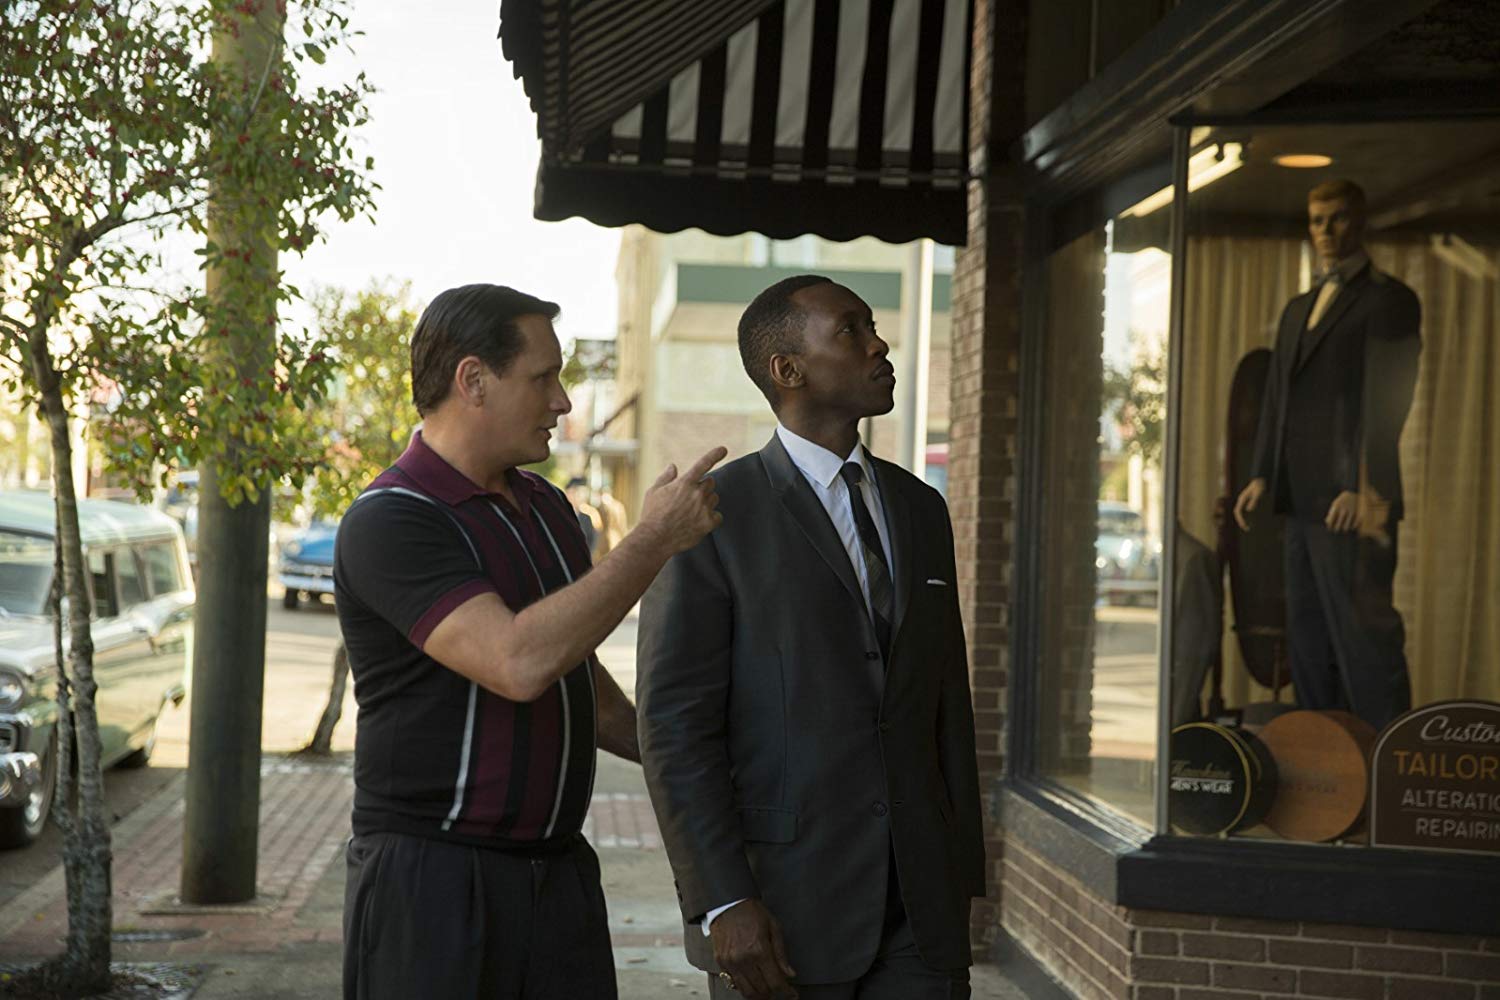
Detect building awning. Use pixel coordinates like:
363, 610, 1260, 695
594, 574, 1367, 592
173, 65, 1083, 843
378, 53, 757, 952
500, 0, 973, 245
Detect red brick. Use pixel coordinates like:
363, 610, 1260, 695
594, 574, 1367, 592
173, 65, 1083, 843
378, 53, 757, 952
1388, 979, 1477, 1000
1138, 930, 1179, 956
1212, 961, 1296, 992
1212, 915, 1294, 935
1355, 944, 1444, 975
1133, 988, 1175, 1000
1447, 951, 1500, 982
1129, 911, 1216, 930
1131, 957, 1210, 985
1390, 929, 1484, 950
1180, 932, 1266, 962
1267, 938, 1354, 969
1300, 923, 1391, 944
1179, 991, 1262, 1000
1298, 969, 1387, 999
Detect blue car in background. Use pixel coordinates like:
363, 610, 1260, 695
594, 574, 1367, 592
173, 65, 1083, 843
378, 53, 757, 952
278, 520, 338, 610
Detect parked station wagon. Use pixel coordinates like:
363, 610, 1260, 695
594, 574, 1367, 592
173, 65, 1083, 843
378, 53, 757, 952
0, 491, 192, 848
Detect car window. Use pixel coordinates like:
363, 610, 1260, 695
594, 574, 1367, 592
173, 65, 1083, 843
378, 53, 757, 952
1097, 508, 1145, 536
141, 542, 183, 597
87, 549, 118, 618
117, 548, 147, 610
0, 529, 54, 617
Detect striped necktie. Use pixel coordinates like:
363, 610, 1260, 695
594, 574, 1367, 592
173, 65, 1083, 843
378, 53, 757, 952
839, 462, 894, 659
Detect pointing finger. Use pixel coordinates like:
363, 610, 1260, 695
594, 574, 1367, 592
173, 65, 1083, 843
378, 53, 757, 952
686, 445, 729, 483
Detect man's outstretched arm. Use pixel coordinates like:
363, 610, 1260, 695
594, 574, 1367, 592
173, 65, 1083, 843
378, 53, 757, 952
424, 447, 726, 702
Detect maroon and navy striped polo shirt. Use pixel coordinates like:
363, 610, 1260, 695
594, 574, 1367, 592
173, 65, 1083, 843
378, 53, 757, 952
334, 431, 597, 849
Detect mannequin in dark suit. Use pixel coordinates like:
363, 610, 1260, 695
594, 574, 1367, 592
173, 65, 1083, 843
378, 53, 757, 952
638, 276, 984, 1000
1234, 179, 1421, 731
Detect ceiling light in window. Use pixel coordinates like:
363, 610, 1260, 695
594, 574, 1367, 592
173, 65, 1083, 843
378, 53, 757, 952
1273, 154, 1333, 169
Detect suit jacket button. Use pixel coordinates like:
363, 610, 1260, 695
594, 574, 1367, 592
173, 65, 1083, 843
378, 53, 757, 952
865, 651, 879, 660
878, 721, 890, 732
873, 801, 888, 817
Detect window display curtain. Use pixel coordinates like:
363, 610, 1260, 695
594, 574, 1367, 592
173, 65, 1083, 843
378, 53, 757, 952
1178, 235, 1303, 711
1178, 235, 1500, 713
1370, 240, 1500, 706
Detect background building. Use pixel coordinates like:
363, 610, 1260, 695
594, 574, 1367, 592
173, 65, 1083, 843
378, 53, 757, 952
607, 228, 953, 521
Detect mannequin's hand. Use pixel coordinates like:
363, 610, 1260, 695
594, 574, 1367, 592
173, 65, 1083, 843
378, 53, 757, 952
1233, 478, 1266, 532
1325, 491, 1359, 533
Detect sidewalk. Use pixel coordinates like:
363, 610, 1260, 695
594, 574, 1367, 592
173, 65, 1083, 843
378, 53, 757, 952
0, 751, 1029, 998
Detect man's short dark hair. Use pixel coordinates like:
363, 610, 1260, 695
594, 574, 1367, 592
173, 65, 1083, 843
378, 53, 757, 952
1308, 179, 1367, 216
737, 274, 833, 404
410, 284, 560, 415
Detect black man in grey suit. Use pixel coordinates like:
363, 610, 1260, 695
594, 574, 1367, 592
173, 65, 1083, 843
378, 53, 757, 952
638, 275, 985, 1000
1234, 179, 1422, 731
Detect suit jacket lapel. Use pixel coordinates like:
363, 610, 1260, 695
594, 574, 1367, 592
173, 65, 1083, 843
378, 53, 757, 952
1294, 270, 1368, 374
871, 457, 914, 640
759, 435, 865, 612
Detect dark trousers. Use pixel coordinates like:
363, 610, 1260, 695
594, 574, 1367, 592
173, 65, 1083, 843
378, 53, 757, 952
707, 852, 970, 1000
1283, 518, 1410, 730
343, 831, 616, 1000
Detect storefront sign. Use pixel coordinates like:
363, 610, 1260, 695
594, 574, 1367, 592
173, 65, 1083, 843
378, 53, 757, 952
1370, 701, 1500, 854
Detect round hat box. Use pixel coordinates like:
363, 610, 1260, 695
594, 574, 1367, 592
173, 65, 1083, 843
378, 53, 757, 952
1258, 709, 1376, 842
1169, 722, 1278, 836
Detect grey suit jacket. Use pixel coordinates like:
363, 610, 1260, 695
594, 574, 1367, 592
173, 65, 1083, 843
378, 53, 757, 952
636, 434, 986, 984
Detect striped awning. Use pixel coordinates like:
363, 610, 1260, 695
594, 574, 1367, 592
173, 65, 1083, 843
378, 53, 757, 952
500, 0, 974, 244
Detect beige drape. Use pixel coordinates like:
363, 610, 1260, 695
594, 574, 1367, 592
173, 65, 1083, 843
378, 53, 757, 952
1371, 240, 1500, 705
1177, 236, 1303, 708
1177, 235, 1500, 709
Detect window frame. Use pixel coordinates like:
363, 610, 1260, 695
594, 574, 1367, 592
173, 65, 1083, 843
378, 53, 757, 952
1004, 117, 1500, 936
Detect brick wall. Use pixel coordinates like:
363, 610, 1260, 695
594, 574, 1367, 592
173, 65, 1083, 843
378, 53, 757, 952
950, 0, 1029, 947
1002, 838, 1500, 999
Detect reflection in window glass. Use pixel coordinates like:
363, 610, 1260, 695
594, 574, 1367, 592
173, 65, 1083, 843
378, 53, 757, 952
1038, 212, 1170, 826
0, 530, 54, 617
142, 543, 182, 597
88, 549, 117, 619
117, 549, 146, 610
1173, 119, 1500, 845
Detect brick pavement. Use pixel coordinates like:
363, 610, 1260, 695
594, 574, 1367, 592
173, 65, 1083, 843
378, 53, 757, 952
0, 759, 673, 962
0, 754, 1027, 999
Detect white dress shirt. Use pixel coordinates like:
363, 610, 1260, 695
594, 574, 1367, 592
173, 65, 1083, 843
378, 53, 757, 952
1307, 249, 1369, 329
702, 425, 894, 935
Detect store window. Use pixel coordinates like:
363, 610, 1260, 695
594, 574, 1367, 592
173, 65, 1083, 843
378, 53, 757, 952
1037, 195, 1173, 826
1170, 119, 1500, 846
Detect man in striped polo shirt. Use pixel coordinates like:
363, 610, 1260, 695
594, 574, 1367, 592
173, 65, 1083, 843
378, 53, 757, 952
335, 284, 726, 1000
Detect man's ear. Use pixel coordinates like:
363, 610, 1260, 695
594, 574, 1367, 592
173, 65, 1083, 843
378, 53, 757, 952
454, 356, 487, 406
769, 354, 802, 392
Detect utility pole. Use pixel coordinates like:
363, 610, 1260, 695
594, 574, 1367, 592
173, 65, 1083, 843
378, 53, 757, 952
898, 239, 934, 477
181, 0, 284, 904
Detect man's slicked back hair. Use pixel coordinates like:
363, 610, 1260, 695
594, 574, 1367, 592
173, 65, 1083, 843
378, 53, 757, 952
1308, 178, 1367, 216
737, 274, 832, 404
410, 284, 560, 415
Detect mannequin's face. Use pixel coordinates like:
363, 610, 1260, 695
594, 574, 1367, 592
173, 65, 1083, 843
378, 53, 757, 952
1307, 196, 1365, 266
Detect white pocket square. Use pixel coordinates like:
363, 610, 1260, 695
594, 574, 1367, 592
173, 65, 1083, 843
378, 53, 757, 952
925, 578, 949, 586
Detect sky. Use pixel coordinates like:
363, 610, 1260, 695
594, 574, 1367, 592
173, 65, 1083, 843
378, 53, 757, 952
281, 1, 623, 339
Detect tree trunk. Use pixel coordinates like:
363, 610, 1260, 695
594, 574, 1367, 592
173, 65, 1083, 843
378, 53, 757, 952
179, 0, 285, 905
303, 643, 349, 755
24, 330, 113, 994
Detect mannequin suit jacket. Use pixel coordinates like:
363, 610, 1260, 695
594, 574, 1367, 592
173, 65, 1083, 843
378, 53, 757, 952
636, 434, 986, 984
1250, 262, 1421, 522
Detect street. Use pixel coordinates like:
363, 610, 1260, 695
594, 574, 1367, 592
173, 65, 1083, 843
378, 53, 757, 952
0, 597, 348, 915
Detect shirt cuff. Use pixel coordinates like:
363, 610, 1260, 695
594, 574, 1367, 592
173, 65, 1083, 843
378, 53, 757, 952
701, 898, 749, 937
